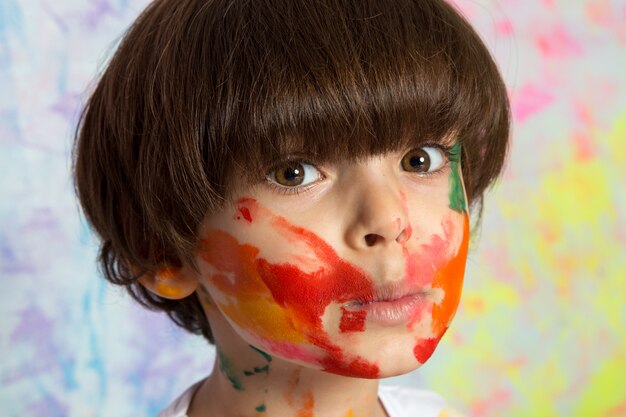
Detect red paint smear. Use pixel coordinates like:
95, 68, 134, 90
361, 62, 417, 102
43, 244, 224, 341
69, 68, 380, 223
239, 207, 253, 223
309, 332, 380, 378
413, 336, 442, 364
256, 213, 380, 377
339, 307, 367, 333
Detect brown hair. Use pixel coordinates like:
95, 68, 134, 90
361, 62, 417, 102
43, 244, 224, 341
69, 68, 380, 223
74, 0, 510, 343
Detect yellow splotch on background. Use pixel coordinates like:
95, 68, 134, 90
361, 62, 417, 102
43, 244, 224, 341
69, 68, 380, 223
4, 1, 626, 416
415, 16, 625, 413
572, 354, 626, 417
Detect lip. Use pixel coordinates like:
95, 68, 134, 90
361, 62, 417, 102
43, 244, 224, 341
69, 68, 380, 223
344, 289, 431, 326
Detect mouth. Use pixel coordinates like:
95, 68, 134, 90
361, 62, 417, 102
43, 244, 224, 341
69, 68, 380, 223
343, 285, 437, 326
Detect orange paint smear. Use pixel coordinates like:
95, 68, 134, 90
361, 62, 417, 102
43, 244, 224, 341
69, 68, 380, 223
296, 390, 314, 417
431, 213, 470, 335
198, 231, 308, 343
154, 281, 183, 298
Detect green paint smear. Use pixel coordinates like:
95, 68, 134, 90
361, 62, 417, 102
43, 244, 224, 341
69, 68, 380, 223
249, 345, 273, 362
244, 364, 270, 377
257, 365, 270, 373
217, 348, 244, 391
255, 404, 267, 412
448, 142, 467, 213
243, 346, 272, 378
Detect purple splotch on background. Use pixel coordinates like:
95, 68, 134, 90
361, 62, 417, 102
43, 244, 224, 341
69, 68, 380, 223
1, 1, 625, 416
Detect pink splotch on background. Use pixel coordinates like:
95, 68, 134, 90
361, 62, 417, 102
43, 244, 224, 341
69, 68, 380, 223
4, 1, 626, 417
535, 23, 584, 58
494, 19, 513, 37
469, 387, 513, 417
510, 83, 555, 123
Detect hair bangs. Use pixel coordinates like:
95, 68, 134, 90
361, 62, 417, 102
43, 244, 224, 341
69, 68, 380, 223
214, 0, 504, 188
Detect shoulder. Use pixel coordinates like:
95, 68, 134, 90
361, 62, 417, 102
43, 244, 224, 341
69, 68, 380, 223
378, 385, 467, 417
156, 379, 205, 417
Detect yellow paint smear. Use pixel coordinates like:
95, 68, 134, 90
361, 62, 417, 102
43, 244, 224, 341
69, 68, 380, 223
218, 297, 308, 343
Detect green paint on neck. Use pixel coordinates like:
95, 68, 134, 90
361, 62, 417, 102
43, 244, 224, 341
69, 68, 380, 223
244, 345, 272, 377
255, 404, 267, 412
448, 142, 467, 213
217, 347, 244, 391
250, 345, 273, 362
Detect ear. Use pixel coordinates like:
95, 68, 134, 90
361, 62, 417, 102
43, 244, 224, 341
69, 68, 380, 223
138, 265, 199, 300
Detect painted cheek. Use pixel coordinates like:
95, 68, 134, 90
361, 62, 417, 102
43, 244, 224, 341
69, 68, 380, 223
431, 142, 469, 335
407, 212, 469, 363
198, 230, 309, 343
198, 199, 380, 378
430, 213, 470, 335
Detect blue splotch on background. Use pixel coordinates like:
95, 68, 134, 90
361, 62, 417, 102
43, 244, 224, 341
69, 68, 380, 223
1, 1, 625, 417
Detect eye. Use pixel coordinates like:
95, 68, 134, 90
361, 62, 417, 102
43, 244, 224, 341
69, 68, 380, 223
401, 147, 446, 173
267, 161, 322, 188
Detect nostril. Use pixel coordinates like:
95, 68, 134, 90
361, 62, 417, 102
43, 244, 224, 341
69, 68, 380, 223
364, 234, 380, 246
396, 223, 412, 244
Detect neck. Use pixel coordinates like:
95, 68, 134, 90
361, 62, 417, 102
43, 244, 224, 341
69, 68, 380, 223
188, 306, 386, 417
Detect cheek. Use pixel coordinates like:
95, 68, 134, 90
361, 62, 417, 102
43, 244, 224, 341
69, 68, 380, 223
406, 212, 469, 363
196, 202, 380, 377
430, 212, 470, 334
197, 229, 309, 344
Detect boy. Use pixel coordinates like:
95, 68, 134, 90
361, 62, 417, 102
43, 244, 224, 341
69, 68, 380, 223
74, 0, 509, 416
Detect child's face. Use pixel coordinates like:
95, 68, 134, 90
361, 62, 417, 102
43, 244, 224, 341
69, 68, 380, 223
195, 142, 469, 378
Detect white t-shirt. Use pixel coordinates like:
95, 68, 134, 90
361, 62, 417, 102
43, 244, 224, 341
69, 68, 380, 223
157, 380, 465, 417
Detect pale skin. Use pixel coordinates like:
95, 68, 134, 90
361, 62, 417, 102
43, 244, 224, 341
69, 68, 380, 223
141, 140, 470, 417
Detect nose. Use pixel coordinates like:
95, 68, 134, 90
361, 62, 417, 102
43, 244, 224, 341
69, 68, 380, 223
344, 177, 411, 250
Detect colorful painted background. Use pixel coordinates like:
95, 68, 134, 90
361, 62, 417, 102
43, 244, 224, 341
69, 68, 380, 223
1, 1, 624, 416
